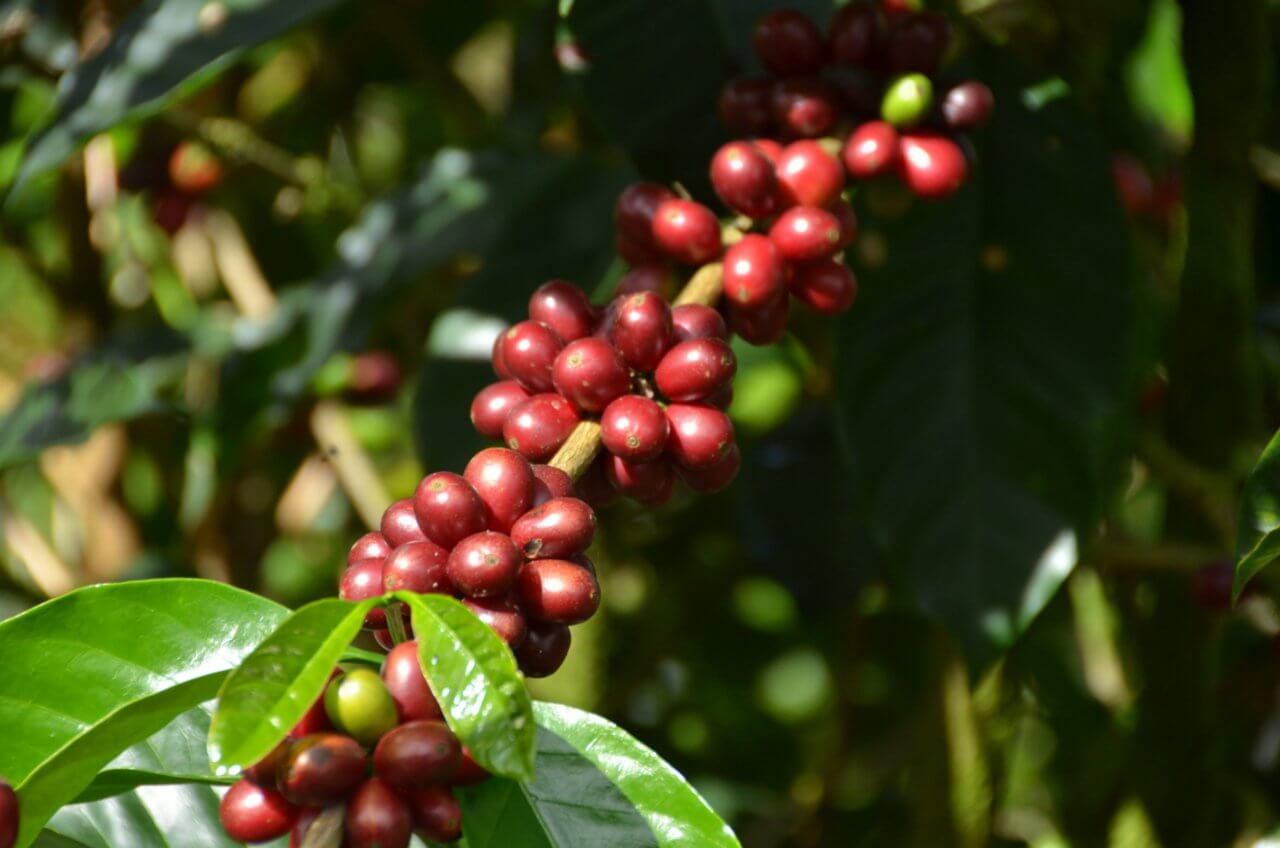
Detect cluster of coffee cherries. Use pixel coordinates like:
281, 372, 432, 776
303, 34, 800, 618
719, 3, 993, 200
219, 644, 485, 846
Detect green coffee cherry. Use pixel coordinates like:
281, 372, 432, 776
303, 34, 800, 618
881, 73, 934, 128
324, 667, 399, 745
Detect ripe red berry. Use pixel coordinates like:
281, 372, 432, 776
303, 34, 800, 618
616, 264, 674, 298
348, 532, 392, 566
829, 199, 859, 249
710, 141, 779, 219
728, 295, 790, 346
768, 205, 842, 262
609, 291, 675, 372
651, 198, 722, 265
345, 778, 412, 848
446, 531, 522, 597
898, 133, 968, 199
606, 454, 677, 505
791, 261, 858, 314
290, 671, 339, 738
772, 78, 840, 138
941, 80, 995, 130
464, 448, 536, 533
552, 338, 631, 413
347, 351, 402, 404
655, 338, 737, 403
829, 2, 883, 66
718, 76, 774, 135
463, 596, 528, 646
220, 779, 297, 844
664, 404, 736, 469
886, 10, 951, 75
382, 540, 451, 595
575, 455, 618, 509
532, 464, 574, 505
498, 321, 564, 393
528, 280, 595, 343
678, 443, 742, 493
601, 395, 669, 462
341, 559, 388, 628
510, 496, 597, 559
705, 385, 734, 411
453, 749, 491, 786
516, 621, 572, 678
775, 140, 845, 208
504, 394, 579, 462
405, 786, 463, 843
244, 740, 289, 786
516, 559, 601, 625
169, 141, 223, 194
381, 498, 428, 548
381, 641, 443, 722
842, 120, 900, 179
615, 182, 675, 250
288, 806, 322, 848
723, 234, 787, 308
413, 472, 487, 549
491, 332, 512, 379
671, 303, 729, 343
373, 721, 462, 788
278, 734, 367, 806
753, 10, 826, 76
471, 380, 531, 439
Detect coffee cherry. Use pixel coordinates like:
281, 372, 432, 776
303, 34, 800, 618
616, 230, 665, 266
609, 291, 675, 372
886, 10, 951, 75
290, 671, 339, 737
775, 140, 844, 208
723, 234, 787, 308
220, 779, 296, 844
651, 198, 722, 265
341, 559, 388, 628
382, 641, 443, 722
510, 497, 597, 559
791, 260, 858, 314
381, 499, 428, 548
753, 9, 826, 76
373, 721, 462, 788
665, 404, 736, 469
529, 280, 595, 343
463, 596, 528, 647
288, 806, 322, 848
453, 748, 491, 786
383, 540, 451, 595
941, 80, 995, 130
829, 200, 858, 249
498, 321, 564, 393
710, 141, 779, 219
169, 140, 223, 194
678, 443, 742, 493
345, 778, 412, 848
515, 559, 601, 625
0, 782, 13, 848
605, 454, 677, 505
601, 395, 669, 462
769, 206, 842, 262
615, 182, 675, 251
412, 472, 487, 549
718, 76, 774, 135
405, 786, 463, 843
504, 394, 579, 462
771, 78, 840, 138
616, 264, 674, 298
491, 332, 512, 379
324, 668, 398, 745
464, 448, 536, 533
671, 303, 729, 343
532, 464, 574, 505
575, 455, 618, 509
842, 121, 900, 180
470, 381, 531, 439
899, 133, 968, 199
347, 351, 402, 404
244, 740, 290, 786
753, 138, 784, 164
278, 734, 366, 806
552, 338, 631, 413
348, 532, 392, 566
831, 67, 884, 117
447, 531, 522, 597
881, 73, 933, 127
516, 621, 572, 678
705, 385, 734, 411
655, 338, 737, 403
728, 295, 790, 346
829, 2, 883, 66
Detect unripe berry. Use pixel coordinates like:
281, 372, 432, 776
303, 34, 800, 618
516, 621, 572, 678
606, 454, 677, 505
348, 532, 392, 566
769, 206, 842, 262
510, 496, 597, 559
471, 380, 531, 439
671, 303, 729, 343
718, 76, 774, 135
515, 559, 601, 625
772, 78, 840, 138
405, 786, 463, 843
881, 73, 933, 128
829, 3, 883, 67
345, 778, 412, 848
790, 260, 858, 314
503, 394, 579, 462
886, 10, 951, 75
324, 668, 398, 745
665, 404, 736, 469
532, 464, 575, 505
753, 9, 826, 76
615, 182, 675, 249
498, 321, 564, 393
341, 559, 388, 628
528, 280, 595, 343
616, 264, 674, 298
842, 120, 901, 179
941, 80, 995, 131
373, 721, 462, 788
655, 338, 737, 403
651, 199, 722, 265
383, 540, 451, 595
728, 295, 790, 346
219, 779, 296, 844
775, 140, 845, 208
447, 531, 522, 597
464, 448, 536, 533
552, 338, 631, 413
463, 596, 528, 646
381, 499, 428, 547
381, 641, 443, 722
710, 141, 779, 219
898, 133, 968, 199
278, 734, 366, 806
609, 291, 675, 372
723, 234, 787, 308
413, 471, 488, 549
601, 395, 669, 462
678, 442, 742, 493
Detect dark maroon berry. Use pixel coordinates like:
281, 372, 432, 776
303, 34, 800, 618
616, 229, 665, 266
664, 404, 736, 470
220, 779, 297, 844
552, 338, 631, 413
529, 280, 595, 343
655, 338, 737, 403
382, 641, 442, 722
381, 499, 427, 548
754, 9, 826, 76
413, 472, 487, 549
516, 621, 572, 678
616, 264, 674, 298
898, 133, 968, 199
406, 786, 463, 843
491, 332, 512, 379
373, 721, 462, 788
447, 531, 522, 597
277, 734, 366, 807
705, 385, 734, 411
532, 464, 574, 505
453, 748, 490, 786
615, 182, 675, 250
575, 455, 618, 509
348, 532, 392, 566
831, 67, 885, 117
470, 380, 531, 440
842, 120, 900, 179
510, 497, 596, 559
829, 2, 883, 66
465, 448, 536, 533
672, 303, 729, 343
463, 596, 528, 646
605, 454, 677, 505
729, 295, 791, 346
829, 199, 859, 249
775, 140, 844, 208
772, 78, 840, 138
244, 740, 289, 786
718, 76, 774, 135
723, 234, 787, 308
290, 671, 339, 737
791, 260, 858, 314
941, 80, 995, 130
498, 320, 564, 393
345, 778, 412, 848
710, 141, 779, 219
678, 443, 742, 493
609, 291, 675, 372
886, 10, 951, 75
288, 806, 322, 848
341, 559, 388, 628
652, 199, 722, 265
383, 540, 451, 595
504, 394, 579, 462
516, 559, 601, 625
768, 205, 842, 262
601, 395, 669, 462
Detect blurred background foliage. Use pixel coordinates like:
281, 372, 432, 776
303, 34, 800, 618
1, 0, 1279, 845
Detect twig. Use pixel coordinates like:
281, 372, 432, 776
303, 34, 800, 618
1090, 537, 1225, 573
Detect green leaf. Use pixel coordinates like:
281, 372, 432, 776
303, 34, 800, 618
40, 782, 243, 848
835, 53, 1142, 664
397, 592, 535, 782
208, 597, 378, 772
1234, 428, 1280, 596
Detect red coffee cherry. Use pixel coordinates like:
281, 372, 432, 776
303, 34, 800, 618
753, 9, 826, 76
710, 141, 779, 219
941, 80, 995, 130
705, 385, 734, 411
382, 540, 451, 595
470, 380, 531, 440
169, 140, 223, 194
775, 140, 844, 208
290, 670, 339, 737
277, 734, 366, 806
615, 182, 675, 249
463, 596, 528, 647
381, 498, 428, 548
678, 443, 742, 493
345, 778, 412, 848
504, 394, 579, 462
671, 303, 729, 343
575, 455, 618, 509
829, 199, 859, 249
728, 295, 790, 346
464, 448, 536, 533
791, 260, 858, 314
453, 748, 491, 786
413, 471, 487, 549
664, 404, 736, 469
605, 454, 677, 505
842, 120, 900, 180
510, 497, 596, 559
831, 67, 885, 117
346, 351, 402, 404
532, 464, 574, 505
244, 740, 289, 786
552, 338, 631, 413
616, 264, 674, 298
829, 2, 883, 66
753, 138, 783, 164
405, 786, 463, 843
771, 78, 840, 138
529, 280, 595, 343
288, 806, 322, 848
601, 395, 669, 462
768, 205, 842, 262
498, 320, 564, 393
341, 559, 387, 628
491, 332, 512, 379
617, 229, 666, 266
718, 76, 774, 135
447, 531, 522, 597
652, 198, 722, 265
374, 721, 462, 788
220, 779, 296, 844
724, 233, 787, 308
886, 9, 951, 75
898, 133, 968, 199
348, 532, 392, 566
515, 559, 601, 625
609, 291, 675, 372
655, 338, 737, 403
381, 641, 442, 722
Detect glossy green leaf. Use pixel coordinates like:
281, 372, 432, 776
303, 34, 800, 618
397, 592, 535, 782
39, 782, 243, 848
208, 597, 378, 772
1234, 428, 1280, 596
75, 705, 229, 803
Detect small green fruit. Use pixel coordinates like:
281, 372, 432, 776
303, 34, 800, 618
881, 73, 934, 128
324, 668, 399, 745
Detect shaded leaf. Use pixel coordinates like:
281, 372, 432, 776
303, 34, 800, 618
75, 705, 229, 803
1234, 428, 1280, 596
39, 783, 243, 848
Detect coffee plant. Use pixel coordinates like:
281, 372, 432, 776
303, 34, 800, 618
0, 0, 1277, 845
